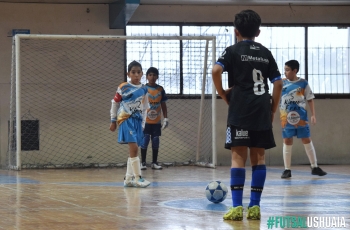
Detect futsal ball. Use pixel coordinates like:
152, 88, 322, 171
205, 181, 228, 203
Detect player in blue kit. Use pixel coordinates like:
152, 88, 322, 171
280, 60, 327, 179
110, 60, 151, 188
212, 9, 283, 221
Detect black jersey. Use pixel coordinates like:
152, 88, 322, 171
217, 40, 281, 131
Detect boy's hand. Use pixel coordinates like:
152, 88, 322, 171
219, 87, 232, 105
310, 115, 316, 125
110, 122, 117, 132
224, 87, 232, 104
162, 118, 169, 129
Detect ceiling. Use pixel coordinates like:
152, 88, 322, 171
1, 0, 350, 5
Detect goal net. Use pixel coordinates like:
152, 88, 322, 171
8, 34, 217, 170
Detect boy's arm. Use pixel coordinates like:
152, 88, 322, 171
212, 64, 229, 105
271, 79, 283, 122
110, 99, 120, 131
142, 94, 149, 129
307, 99, 316, 125
110, 92, 122, 132
161, 101, 168, 129
161, 101, 167, 118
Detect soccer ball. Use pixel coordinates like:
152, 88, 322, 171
205, 181, 228, 203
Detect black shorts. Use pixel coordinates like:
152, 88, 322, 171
143, 123, 162, 137
224, 125, 276, 150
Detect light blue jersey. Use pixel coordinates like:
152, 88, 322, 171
110, 82, 148, 145
112, 82, 148, 125
279, 78, 314, 129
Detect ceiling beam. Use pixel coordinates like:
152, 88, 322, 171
109, 0, 139, 29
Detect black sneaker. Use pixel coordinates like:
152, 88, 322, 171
281, 169, 291, 179
311, 167, 327, 176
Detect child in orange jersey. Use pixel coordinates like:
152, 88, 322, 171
140, 67, 168, 170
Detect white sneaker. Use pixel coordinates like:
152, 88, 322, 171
140, 162, 147, 170
151, 163, 162, 170
135, 177, 151, 188
124, 177, 135, 187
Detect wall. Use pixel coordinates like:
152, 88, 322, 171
130, 5, 350, 24
215, 99, 350, 166
0, 3, 124, 168
1, 3, 349, 168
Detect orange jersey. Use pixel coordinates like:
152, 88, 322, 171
145, 84, 168, 124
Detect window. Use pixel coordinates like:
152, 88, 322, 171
256, 27, 305, 91
182, 26, 233, 93
126, 25, 180, 94
126, 25, 350, 97
257, 27, 305, 77
126, 25, 232, 95
308, 27, 350, 94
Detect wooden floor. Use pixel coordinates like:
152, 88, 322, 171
0, 165, 349, 230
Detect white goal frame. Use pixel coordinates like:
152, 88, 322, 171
10, 34, 217, 170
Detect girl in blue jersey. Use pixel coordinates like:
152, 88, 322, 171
280, 60, 327, 179
110, 60, 151, 188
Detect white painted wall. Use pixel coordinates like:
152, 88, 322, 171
0, 3, 124, 168
131, 5, 350, 24
1, 3, 349, 168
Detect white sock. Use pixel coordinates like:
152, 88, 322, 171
125, 157, 134, 180
283, 143, 293, 170
304, 141, 318, 168
130, 157, 141, 179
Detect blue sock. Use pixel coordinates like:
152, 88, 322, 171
230, 168, 246, 207
249, 165, 266, 207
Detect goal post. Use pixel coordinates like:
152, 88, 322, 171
8, 34, 217, 170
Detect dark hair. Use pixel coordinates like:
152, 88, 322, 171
285, 60, 300, 73
234, 9, 261, 38
146, 67, 159, 76
127, 60, 142, 72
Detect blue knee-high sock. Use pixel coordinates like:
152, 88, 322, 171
230, 168, 246, 207
249, 165, 266, 207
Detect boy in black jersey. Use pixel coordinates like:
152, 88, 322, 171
212, 9, 283, 221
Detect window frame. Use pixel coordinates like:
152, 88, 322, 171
126, 22, 350, 99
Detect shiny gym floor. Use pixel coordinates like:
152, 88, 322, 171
0, 165, 349, 230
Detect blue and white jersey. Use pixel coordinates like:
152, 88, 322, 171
111, 82, 148, 125
279, 78, 314, 129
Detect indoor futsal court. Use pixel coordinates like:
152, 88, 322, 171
0, 165, 349, 229
1, 1, 350, 230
